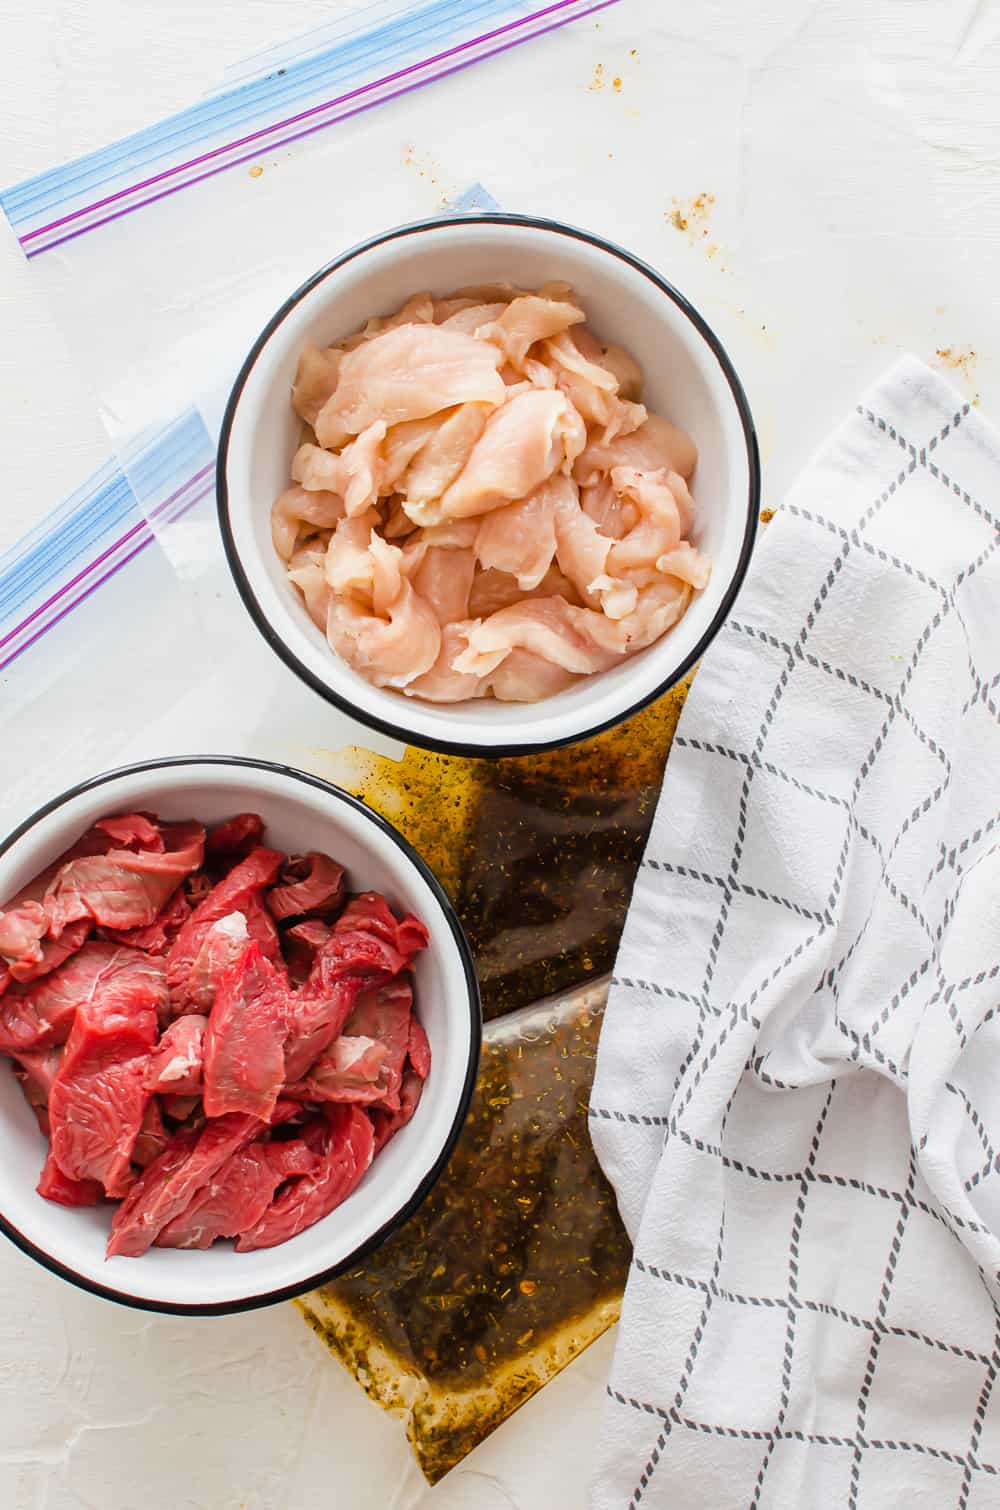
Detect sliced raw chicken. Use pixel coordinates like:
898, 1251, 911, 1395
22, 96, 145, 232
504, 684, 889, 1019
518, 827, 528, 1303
656, 540, 713, 590
475, 479, 559, 590
403, 622, 486, 703
438, 301, 507, 336
235, 1103, 374, 1251
403, 403, 490, 506
315, 323, 504, 448
326, 549, 442, 690
478, 294, 585, 371
574, 412, 697, 486
272, 484, 344, 560
486, 648, 578, 701
467, 561, 581, 618
424, 390, 576, 525
453, 597, 622, 679
291, 344, 343, 427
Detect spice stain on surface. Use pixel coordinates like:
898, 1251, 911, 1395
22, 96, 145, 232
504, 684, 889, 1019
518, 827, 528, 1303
588, 63, 605, 91
934, 346, 977, 379
248, 165, 263, 179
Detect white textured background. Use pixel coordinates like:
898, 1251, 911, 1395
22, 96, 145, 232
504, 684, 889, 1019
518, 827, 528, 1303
1, 1, 999, 1505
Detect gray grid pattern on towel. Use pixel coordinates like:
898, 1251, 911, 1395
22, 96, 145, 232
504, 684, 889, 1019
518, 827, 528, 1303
589, 362, 1000, 1509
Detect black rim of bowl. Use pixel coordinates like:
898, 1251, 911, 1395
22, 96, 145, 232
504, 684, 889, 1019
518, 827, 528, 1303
0, 755, 482, 1316
217, 211, 761, 758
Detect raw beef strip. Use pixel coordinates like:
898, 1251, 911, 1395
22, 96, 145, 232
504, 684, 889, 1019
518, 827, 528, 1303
204, 814, 264, 866
13, 1044, 63, 1098
44, 819, 205, 937
407, 1014, 432, 1080
145, 1015, 206, 1095
12, 1059, 54, 1134
102, 889, 190, 955
94, 814, 163, 850
344, 978, 414, 1113
203, 942, 289, 1120
133, 1098, 169, 1167
267, 853, 345, 922
156, 1138, 319, 1249
236, 1104, 374, 1251
37, 1146, 103, 1207
282, 919, 331, 985
370, 1070, 424, 1155
282, 896, 428, 1082
286, 1034, 389, 1106
161, 1093, 201, 1124
8, 919, 92, 986
48, 975, 160, 1197
0, 901, 48, 968
0, 943, 166, 1054
106, 1111, 261, 1258
166, 847, 282, 1012
179, 912, 250, 1014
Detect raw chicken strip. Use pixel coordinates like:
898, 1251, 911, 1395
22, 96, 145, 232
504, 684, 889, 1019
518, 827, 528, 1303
453, 597, 622, 679
327, 553, 441, 690
287, 542, 331, 630
485, 649, 577, 702
656, 540, 713, 589
475, 480, 558, 590
270, 486, 344, 564
467, 562, 581, 618
291, 344, 343, 427
424, 390, 577, 525
403, 623, 486, 703
403, 403, 490, 506
438, 301, 507, 335
478, 294, 585, 371
292, 421, 386, 516
574, 412, 697, 487
314, 324, 504, 449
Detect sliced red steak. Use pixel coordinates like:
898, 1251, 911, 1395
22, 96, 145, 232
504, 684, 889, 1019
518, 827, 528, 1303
236, 1104, 374, 1252
282, 895, 428, 1083
407, 1014, 432, 1081
166, 847, 283, 1013
202, 942, 289, 1121
156, 1138, 319, 1249
343, 977, 414, 1114
48, 976, 160, 1197
94, 814, 163, 851
205, 813, 265, 866
0, 943, 166, 1054
102, 889, 191, 955
180, 912, 252, 1014
8, 919, 92, 986
286, 1034, 388, 1106
37, 1146, 103, 1207
133, 1097, 169, 1167
370, 1069, 424, 1155
282, 918, 332, 985
106, 1111, 262, 1258
267, 853, 345, 922
145, 1015, 206, 1095
44, 819, 205, 937
161, 1093, 201, 1123
0, 901, 48, 970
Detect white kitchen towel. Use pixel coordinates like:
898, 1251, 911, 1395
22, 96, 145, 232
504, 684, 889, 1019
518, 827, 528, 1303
590, 356, 1000, 1510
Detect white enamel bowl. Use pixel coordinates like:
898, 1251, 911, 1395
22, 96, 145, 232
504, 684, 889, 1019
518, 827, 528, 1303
0, 757, 480, 1313
218, 213, 760, 756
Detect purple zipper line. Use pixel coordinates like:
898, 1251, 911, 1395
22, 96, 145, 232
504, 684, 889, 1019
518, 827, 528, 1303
0, 481, 213, 674
22, 0, 593, 246
0, 462, 212, 652
24, 0, 619, 259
